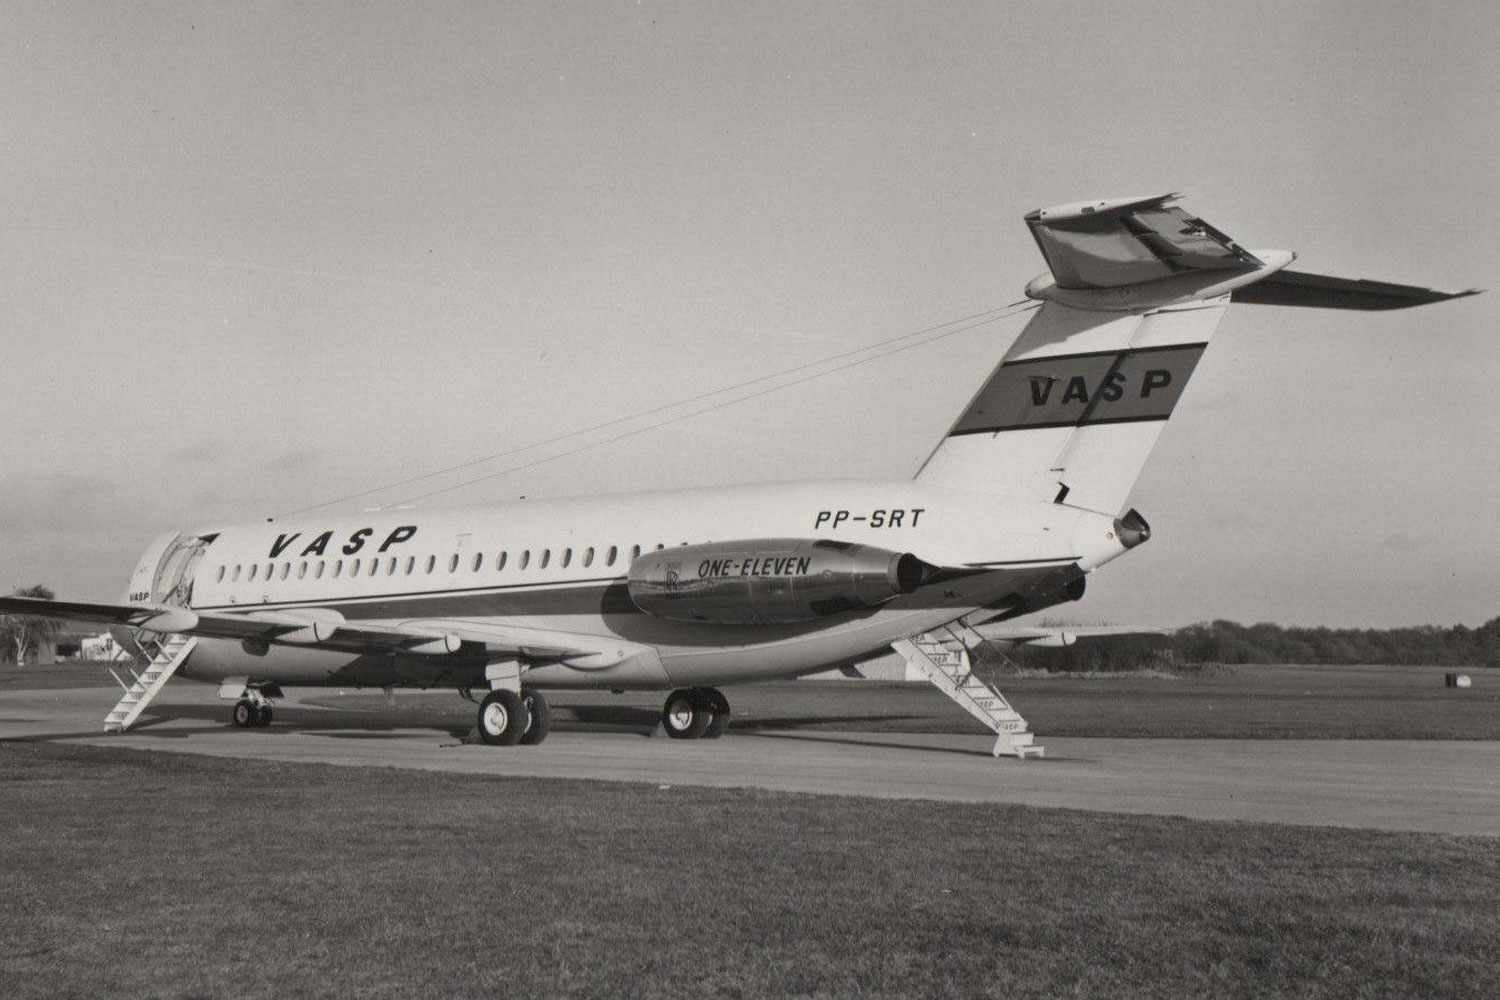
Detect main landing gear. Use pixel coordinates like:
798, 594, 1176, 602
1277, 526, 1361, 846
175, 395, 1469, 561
475, 688, 551, 747
662, 687, 730, 740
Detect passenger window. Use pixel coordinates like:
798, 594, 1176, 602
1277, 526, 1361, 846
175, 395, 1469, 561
449, 554, 459, 573
368, 558, 379, 577
606, 546, 616, 567
280, 562, 290, 580
583, 546, 594, 567
405, 556, 415, 575
334, 559, 344, 577
216, 565, 226, 583
472, 553, 483, 572
384, 556, 394, 575
562, 548, 572, 568
497, 551, 507, 571
249, 564, 259, 582
316, 561, 325, 579
540, 549, 551, 569
351, 558, 361, 576
631, 545, 641, 561
234, 565, 243, 582
298, 561, 308, 579
426, 555, 436, 574
265, 562, 274, 579
520, 550, 530, 570
655, 544, 664, 551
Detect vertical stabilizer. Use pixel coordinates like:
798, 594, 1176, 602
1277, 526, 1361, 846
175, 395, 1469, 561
916, 298, 1229, 513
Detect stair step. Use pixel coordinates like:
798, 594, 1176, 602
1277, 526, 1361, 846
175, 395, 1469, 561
895, 631, 1044, 759
100, 635, 197, 733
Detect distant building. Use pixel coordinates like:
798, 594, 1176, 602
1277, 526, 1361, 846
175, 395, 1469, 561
79, 632, 122, 661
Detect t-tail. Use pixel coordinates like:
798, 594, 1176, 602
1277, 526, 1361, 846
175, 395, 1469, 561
916, 193, 1479, 515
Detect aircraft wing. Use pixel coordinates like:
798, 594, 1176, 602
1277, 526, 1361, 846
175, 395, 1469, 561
0, 596, 610, 663
975, 624, 1171, 648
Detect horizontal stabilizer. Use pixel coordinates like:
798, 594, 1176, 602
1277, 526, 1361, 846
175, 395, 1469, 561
977, 624, 1170, 647
1026, 193, 1262, 290
1231, 269, 1481, 310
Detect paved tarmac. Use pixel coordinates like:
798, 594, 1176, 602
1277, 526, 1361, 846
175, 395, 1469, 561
4, 684, 1498, 837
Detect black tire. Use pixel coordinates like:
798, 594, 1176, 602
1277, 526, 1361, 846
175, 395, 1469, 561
662, 688, 712, 740
255, 705, 274, 727
232, 700, 255, 728
520, 689, 551, 746
701, 688, 731, 739
477, 689, 530, 746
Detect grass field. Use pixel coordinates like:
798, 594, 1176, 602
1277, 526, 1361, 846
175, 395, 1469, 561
0, 658, 133, 691
2, 741, 1496, 1000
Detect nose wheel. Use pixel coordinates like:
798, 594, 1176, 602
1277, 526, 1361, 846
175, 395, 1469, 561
662, 687, 730, 740
231, 691, 274, 728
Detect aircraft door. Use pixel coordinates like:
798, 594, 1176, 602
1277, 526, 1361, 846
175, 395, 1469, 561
124, 532, 218, 608
151, 534, 215, 607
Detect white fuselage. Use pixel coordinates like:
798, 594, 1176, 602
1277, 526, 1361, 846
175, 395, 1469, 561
134, 480, 1133, 691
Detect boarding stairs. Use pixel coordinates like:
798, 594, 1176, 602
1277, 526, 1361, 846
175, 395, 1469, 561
103, 634, 197, 733
892, 627, 1043, 758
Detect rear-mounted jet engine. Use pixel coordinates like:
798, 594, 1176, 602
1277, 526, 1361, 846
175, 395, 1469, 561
628, 538, 932, 625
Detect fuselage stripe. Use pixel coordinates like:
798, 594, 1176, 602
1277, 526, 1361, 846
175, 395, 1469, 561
192, 575, 629, 613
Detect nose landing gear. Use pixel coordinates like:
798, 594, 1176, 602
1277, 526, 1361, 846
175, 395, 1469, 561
229, 684, 278, 728
662, 687, 730, 740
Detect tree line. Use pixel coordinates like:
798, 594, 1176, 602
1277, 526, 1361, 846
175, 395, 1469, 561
1014, 618, 1500, 671
0, 585, 61, 667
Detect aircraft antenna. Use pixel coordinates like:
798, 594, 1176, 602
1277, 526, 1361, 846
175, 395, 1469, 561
281, 300, 1037, 515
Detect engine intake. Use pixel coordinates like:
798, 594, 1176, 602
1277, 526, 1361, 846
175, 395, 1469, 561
628, 538, 931, 625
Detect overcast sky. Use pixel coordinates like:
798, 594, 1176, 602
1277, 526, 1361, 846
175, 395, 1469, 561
2, 1, 1495, 627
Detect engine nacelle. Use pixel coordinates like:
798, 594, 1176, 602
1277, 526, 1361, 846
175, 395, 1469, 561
628, 538, 931, 625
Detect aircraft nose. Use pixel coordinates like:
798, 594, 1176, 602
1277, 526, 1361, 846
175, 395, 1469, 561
1115, 509, 1152, 549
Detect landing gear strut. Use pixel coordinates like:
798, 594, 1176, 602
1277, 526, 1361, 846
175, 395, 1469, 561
662, 687, 730, 740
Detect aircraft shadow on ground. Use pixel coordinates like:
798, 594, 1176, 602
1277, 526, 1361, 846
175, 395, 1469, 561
726, 713, 929, 731
737, 728, 1005, 759
5, 701, 1005, 755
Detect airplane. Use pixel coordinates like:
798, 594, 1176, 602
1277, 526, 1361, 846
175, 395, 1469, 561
1, 193, 1479, 753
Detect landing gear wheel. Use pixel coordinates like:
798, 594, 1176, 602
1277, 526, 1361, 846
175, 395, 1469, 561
477, 689, 530, 746
232, 700, 255, 728
701, 688, 731, 739
663, 688, 712, 740
520, 689, 551, 746
255, 705, 274, 727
